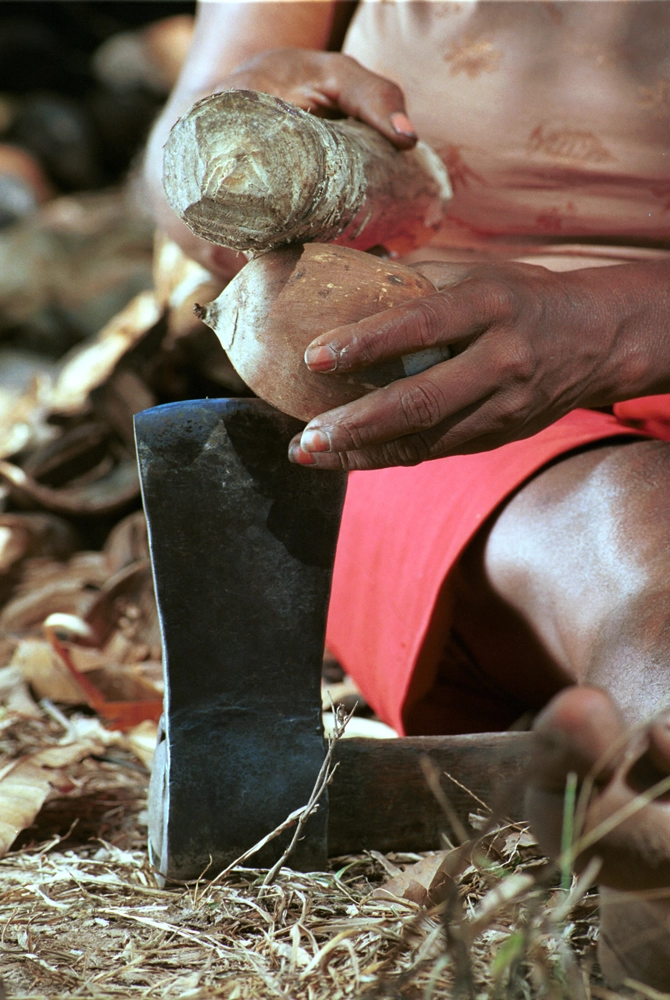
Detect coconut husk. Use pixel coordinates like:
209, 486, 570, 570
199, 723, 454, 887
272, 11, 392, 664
103, 510, 149, 575
0, 189, 154, 349
0, 348, 56, 460
152, 231, 246, 393
0, 452, 139, 517
0, 551, 111, 632
0, 503, 162, 728
0, 513, 76, 570
48, 290, 163, 417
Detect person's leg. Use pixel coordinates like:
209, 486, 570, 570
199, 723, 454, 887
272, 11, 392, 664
326, 409, 643, 736
456, 439, 670, 988
471, 439, 670, 720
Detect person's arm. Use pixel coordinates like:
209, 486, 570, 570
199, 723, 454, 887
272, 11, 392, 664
287, 256, 670, 468
144, 1, 415, 277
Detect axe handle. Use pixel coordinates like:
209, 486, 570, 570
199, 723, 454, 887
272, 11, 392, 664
329, 732, 532, 855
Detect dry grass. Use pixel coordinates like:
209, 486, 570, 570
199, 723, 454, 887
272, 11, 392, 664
0, 708, 652, 1000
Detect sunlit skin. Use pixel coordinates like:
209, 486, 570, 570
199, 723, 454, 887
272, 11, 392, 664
145, 2, 670, 986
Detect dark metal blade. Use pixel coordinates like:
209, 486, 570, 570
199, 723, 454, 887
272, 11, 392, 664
135, 398, 346, 880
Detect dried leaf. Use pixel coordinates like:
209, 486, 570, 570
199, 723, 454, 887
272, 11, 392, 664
0, 759, 51, 856
9, 639, 87, 704
123, 719, 158, 768
0, 738, 106, 856
91, 368, 156, 444
19, 551, 109, 591
22, 419, 108, 480
0, 525, 28, 575
0, 632, 17, 670
85, 662, 162, 703
84, 560, 156, 649
153, 231, 223, 315
31, 740, 105, 768
0, 664, 41, 718
0, 664, 23, 701
0, 513, 76, 571
0, 563, 105, 631
152, 232, 245, 391
0, 349, 56, 460
44, 617, 162, 730
501, 828, 538, 858
103, 511, 149, 575
0, 190, 154, 362
373, 846, 472, 907
0, 452, 139, 516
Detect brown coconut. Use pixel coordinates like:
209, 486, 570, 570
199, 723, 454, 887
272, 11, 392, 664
197, 243, 450, 421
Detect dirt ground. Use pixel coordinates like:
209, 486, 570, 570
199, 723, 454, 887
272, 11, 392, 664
0, 697, 625, 1000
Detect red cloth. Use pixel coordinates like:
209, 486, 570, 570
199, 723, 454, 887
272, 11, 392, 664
326, 400, 670, 735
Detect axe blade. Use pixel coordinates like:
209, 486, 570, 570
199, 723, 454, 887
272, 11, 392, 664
135, 398, 346, 881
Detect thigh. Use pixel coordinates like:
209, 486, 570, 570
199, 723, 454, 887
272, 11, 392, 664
328, 412, 647, 734
460, 438, 670, 720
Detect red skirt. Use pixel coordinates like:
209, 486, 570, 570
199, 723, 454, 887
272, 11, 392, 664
325, 397, 670, 735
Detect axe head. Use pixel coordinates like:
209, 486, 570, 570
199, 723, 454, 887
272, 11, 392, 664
135, 398, 346, 881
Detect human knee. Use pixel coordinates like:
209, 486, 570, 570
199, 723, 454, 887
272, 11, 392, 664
585, 589, 670, 721
483, 441, 670, 637
490, 440, 670, 571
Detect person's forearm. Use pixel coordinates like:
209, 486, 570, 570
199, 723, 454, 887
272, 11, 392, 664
144, 1, 343, 275
566, 258, 670, 406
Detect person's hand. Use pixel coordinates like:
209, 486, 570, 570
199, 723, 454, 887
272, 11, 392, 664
221, 48, 418, 149
287, 258, 659, 470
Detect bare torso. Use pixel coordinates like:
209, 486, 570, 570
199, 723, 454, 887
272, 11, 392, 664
344, 1, 670, 249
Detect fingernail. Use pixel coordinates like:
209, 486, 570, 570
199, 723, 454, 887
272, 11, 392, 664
390, 112, 417, 138
301, 427, 331, 453
305, 344, 337, 372
288, 442, 316, 465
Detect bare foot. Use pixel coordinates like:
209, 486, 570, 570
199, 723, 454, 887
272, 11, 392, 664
525, 685, 670, 989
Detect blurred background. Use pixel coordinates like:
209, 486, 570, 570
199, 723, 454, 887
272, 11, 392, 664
0, 1, 194, 199
0, 0, 195, 358
0, 0, 244, 728
0, 1, 363, 747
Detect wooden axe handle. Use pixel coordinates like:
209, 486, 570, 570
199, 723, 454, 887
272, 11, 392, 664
329, 732, 532, 854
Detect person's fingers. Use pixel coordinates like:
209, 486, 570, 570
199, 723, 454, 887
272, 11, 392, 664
286, 399, 528, 470
301, 350, 492, 452
287, 356, 548, 469
223, 49, 416, 148
317, 53, 417, 149
530, 687, 626, 792
304, 277, 518, 374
